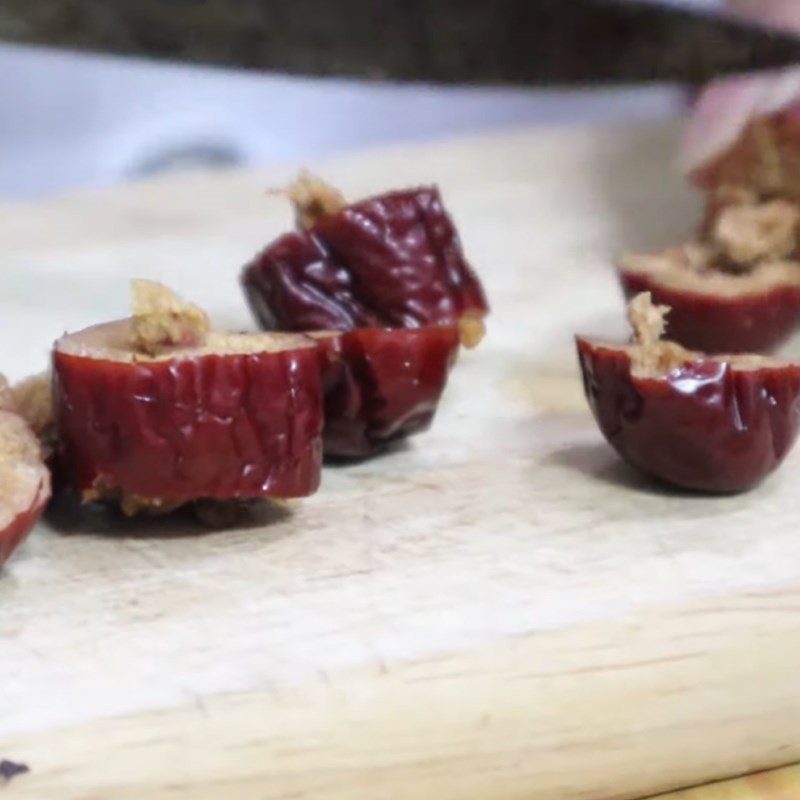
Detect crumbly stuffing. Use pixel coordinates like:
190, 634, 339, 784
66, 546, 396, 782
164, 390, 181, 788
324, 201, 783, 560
624, 188, 800, 296
130, 279, 210, 356
12, 373, 55, 451
711, 185, 759, 209
627, 292, 694, 377
712, 198, 799, 267
680, 243, 716, 273
118, 493, 183, 517
0, 371, 54, 459
628, 291, 669, 348
621, 243, 715, 278
83, 479, 183, 517
288, 170, 346, 229
83, 487, 264, 523
458, 313, 486, 349
0, 411, 41, 464
0, 368, 49, 464
619, 244, 800, 297
0, 408, 50, 525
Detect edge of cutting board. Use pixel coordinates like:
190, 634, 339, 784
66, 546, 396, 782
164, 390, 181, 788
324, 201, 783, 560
2, 594, 799, 800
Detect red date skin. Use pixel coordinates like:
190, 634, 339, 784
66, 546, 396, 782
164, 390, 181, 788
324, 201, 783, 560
576, 337, 800, 492
242, 186, 488, 333
0, 491, 47, 569
620, 270, 800, 354
314, 326, 460, 458
54, 341, 323, 504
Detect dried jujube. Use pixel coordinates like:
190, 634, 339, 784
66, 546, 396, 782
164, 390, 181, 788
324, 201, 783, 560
577, 293, 800, 493
242, 173, 489, 347
618, 197, 800, 353
53, 282, 323, 513
312, 326, 460, 458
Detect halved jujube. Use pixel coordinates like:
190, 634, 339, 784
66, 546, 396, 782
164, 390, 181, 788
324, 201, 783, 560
54, 321, 323, 508
577, 293, 800, 492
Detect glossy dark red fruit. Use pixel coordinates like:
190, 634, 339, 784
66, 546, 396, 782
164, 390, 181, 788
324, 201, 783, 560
312, 326, 460, 458
54, 321, 323, 507
620, 269, 800, 354
618, 246, 800, 353
242, 186, 488, 347
576, 336, 800, 492
0, 403, 51, 568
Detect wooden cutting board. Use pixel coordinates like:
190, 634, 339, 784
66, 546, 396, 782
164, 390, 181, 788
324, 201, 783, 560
2, 121, 800, 800
663, 765, 800, 798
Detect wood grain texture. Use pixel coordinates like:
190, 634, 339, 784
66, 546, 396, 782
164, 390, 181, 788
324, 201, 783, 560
1, 122, 800, 800
657, 765, 800, 799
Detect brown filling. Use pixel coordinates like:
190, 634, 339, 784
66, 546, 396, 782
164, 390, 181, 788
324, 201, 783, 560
712, 198, 799, 267
82, 482, 184, 518
620, 244, 800, 297
130, 280, 211, 356
710, 185, 759, 209
0, 382, 50, 529
58, 319, 314, 363
1, 372, 55, 457
86, 482, 286, 523
458, 313, 486, 349
612, 293, 784, 378
12, 373, 55, 453
625, 293, 696, 377
0, 410, 42, 465
288, 170, 346, 230
621, 193, 800, 296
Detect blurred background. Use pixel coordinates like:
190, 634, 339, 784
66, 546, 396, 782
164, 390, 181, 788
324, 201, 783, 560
0, 0, 721, 200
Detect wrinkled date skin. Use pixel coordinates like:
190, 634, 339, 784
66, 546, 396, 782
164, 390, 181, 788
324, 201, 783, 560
576, 337, 800, 492
315, 327, 460, 458
620, 270, 800, 353
54, 346, 323, 503
242, 187, 488, 333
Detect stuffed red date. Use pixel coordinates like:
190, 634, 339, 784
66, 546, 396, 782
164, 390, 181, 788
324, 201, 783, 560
242, 173, 488, 347
53, 282, 323, 514
577, 293, 800, 492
